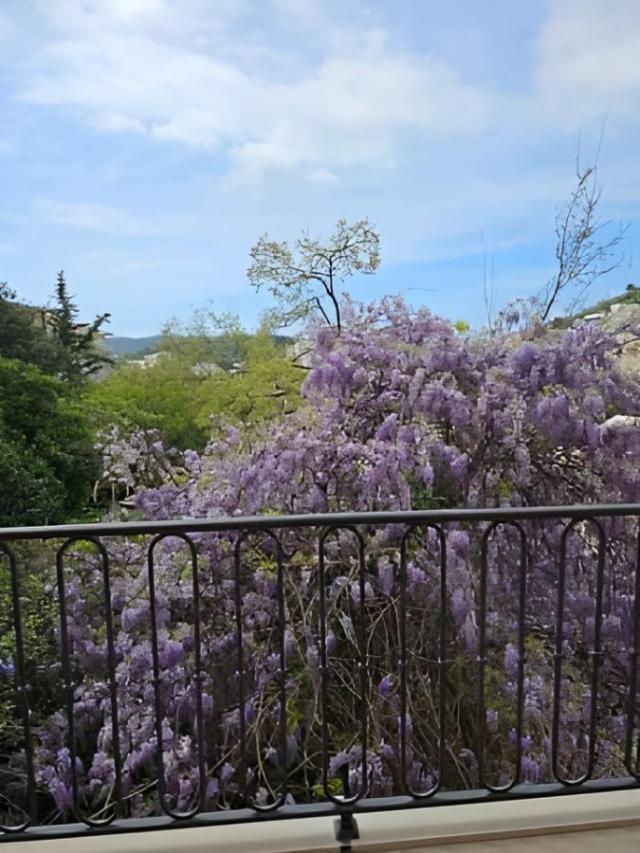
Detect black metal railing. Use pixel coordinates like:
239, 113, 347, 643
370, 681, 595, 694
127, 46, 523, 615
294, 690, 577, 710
1, 504, 640, 844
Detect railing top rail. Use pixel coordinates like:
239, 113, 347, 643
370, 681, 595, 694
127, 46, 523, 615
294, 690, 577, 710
2, 502, 640, 540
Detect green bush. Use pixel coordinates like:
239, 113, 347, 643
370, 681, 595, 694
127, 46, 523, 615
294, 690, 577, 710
0, 357, 98, 525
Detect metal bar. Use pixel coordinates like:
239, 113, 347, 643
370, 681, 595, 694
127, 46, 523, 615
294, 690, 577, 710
625, 521, 640, 777
357, 530, 368, 802
233, 534, 248, 806
552, 521, 569, 784
318, 526, 368, 805
437, 527, 448, 798
318, 529, 330, 801
148, 533, 204, 819
99, 540, 124, 821
53, 537, 123, 826
56, 537, 124, 826
234, 530, 288, 812
514, 525, 527, 790
147, 534, 167, 817
3, 503, 640, 541
55, 541, 81, 823
188, 535, 207, 816
0, 543, 36, 831
275, 534, 288, 808
399, 524, 446, 798
399, 532, 409, 791
552, 518, 606, 785
588, 521, 607, 780
478, 522, 527, 793
478, 527, 488, 788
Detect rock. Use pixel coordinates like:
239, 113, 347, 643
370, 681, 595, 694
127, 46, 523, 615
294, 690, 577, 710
601, 414, 640, 433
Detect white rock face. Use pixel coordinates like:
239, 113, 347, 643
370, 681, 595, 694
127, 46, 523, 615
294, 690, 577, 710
601, 415, 640, 433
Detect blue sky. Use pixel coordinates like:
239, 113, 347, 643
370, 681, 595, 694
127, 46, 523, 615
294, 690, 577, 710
1, 0, 639, 335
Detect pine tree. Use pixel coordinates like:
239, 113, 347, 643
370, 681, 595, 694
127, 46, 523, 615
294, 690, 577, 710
49, 271, 113, 382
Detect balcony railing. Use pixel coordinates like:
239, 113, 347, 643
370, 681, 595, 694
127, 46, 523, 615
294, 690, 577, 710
1, 504, 640, 846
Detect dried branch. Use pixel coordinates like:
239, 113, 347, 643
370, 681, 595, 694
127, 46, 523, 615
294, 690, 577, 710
538, 159, 628, 323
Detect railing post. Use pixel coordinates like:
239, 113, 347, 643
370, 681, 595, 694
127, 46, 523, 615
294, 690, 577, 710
334, 809, 359, 844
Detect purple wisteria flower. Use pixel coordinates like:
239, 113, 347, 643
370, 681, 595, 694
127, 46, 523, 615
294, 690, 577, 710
0, 658, 15, 678
378, 674, 393, 699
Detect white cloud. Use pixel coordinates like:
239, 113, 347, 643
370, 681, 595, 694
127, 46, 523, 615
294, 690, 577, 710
2, 0, 639, 326
534, 0, 640, 125
71, 249, 165, 274
36, 200, 152, 235
272, 0, 331, 32
34, 0, 244, 41
15, 3, 491, 183
0, 10, 13, 45
308, 167, 339, 184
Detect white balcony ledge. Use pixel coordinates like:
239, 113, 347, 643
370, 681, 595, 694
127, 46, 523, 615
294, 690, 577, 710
5, 790, 640, 853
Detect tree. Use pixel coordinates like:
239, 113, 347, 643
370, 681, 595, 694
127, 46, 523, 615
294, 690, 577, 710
247, 218, 380, 331
489, 155, 629, 336
0, 357, 98, 525
0, 283, 66, 374
160, 309, 249, 372
48, 271, 113, 382
194, 326, 302, 430
0, 433, 67, 526
84, 318, 303, 451
0, 279, 107, 524
537, 159, 628, 323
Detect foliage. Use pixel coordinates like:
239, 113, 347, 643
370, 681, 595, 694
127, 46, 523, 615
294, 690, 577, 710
194, 328, 302, 428
0, 277, 108, 525
0, 357, 98, 525
248, 218, 380, 330
85, 323, 302, 451
161, 309, 250, 371
0, 283, 67, 375
84, 353, 205, 451
0, 433, 67, 527
10, 296, 640, 822
0, 543, 62, 762
0, 274, 113, 383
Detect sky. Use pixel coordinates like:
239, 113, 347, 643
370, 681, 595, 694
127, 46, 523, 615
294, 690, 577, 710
0, 0, 639, 336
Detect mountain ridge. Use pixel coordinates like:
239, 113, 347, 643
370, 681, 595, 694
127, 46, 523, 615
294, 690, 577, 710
105, 335, 163, 356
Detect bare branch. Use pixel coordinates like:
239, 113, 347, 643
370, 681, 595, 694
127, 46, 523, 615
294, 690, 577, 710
537, 159, 627, 324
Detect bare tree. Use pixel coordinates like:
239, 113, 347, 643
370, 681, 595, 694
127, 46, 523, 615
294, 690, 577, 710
247, 218, 380, 331
481, 232, 497, 333
537, 157, 628, 323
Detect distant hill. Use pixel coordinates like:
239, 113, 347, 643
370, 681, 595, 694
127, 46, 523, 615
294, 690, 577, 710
105, 335, 162, 356
551, 285, 640, 330
104, 332, 294, 363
